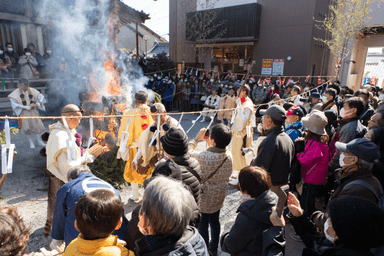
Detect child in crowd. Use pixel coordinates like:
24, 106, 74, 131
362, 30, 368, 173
64, 189, 133, 256
0, 207, 30, 256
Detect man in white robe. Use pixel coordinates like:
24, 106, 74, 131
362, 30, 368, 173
8, 78, 46, 148
201, 89, 220, 122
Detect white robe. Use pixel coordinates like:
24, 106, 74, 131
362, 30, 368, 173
46, 121, 81, 183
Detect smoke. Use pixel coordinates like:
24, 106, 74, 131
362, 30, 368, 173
39, 0, 152, 114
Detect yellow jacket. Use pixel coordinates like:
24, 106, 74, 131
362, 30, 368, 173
64, 234, 133, 256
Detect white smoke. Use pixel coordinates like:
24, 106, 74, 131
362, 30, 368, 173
39, 0, 152, 110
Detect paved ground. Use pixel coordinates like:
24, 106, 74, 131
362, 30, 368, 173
0, 113, 305, 255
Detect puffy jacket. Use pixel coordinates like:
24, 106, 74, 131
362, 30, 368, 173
285, 121, 304, 144
251, 126, 295, 185
297, 139, 329, 185
163, 82, 175, 102
220, 190, 278, 256
135, 226, 208, 256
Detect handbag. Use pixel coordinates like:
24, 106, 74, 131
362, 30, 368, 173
201, 156, 228, 194
296, 163, 317, 195
28, 63, 39, 76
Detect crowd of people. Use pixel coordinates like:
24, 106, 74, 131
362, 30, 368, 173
2, 72, 384, 256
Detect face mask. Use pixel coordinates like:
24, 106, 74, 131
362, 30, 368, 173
339, 153, 354, 167
7, 48, 13, 52
304, 87, 309, 91
324, 219, 338, 244
26, 52, 31, 56
47, 50, 52, 54
210, 79, 214, 83
229, 87, 233, 90
0, 51, 3, 55
321, 95, 327, 102
154, 74, 157, 78
184, 79, 188, 82
150, 79, 154, 82
225, 85, 228, 88
340, 107, 353, 119
258, 83, 262, 87
220, 84, 223, 87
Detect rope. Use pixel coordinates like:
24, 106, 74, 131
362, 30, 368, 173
0, 83, 328, 120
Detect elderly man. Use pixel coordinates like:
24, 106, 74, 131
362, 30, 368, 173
117, 91, 153, 201
133, 103, 183, 175
355, 89, 375, 126
251, 105, 295, 194
45, 104, 93, 237
8, 78, 46, 148
312, 138, 382, 233
290, 86, 303, 106
50, 165, 127, 250
308, 92, 323, 114
135, 176, 208, 255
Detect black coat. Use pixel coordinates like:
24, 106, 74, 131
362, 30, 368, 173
290, 214, 372, 256
220, 190, 278, 256
251, 126, 295, 185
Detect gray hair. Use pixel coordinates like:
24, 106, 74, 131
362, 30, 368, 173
67, 165, 91, 180
141, 176, 194, 237
153, 103, 166, 113
358, 158, 374, 170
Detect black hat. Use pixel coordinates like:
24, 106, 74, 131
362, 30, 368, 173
259, 105, 287, 122
160, 127, 188, 156
309, 92, 320, 99
329, 196, 384, 251
335, 138, 380, 163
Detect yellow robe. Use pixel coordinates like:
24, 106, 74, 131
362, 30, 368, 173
231, 97, 254, 172
118, 105, 153, 184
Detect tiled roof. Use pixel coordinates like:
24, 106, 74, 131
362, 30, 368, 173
149, 42, 169, 55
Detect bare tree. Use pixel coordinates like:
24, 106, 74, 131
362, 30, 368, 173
183, 0, 227, 66
314, 0, 382, 78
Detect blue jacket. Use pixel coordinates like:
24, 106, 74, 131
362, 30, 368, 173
285, 121, 304, 144
163, 82, 174, 102
51, 172, 128, 246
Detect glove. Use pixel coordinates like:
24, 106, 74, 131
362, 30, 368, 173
69, 154, 94, 167
50, 239, 63, 250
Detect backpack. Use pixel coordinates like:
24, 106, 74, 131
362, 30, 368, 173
342, 176, 384, 210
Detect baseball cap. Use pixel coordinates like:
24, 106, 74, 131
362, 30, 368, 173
335, 138, 380, 163
260, 105, 287, 122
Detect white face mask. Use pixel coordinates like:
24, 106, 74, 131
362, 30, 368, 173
0, 51, 3, 55
184, 79, 188, 82
154, 74, 157, 78
225, 85, 228, 88
26, 52, 31, 56
304, 87, 309, 91
321, 95, 327, 102
324, 219, 338, 244
210, 79, 214, 83
47, 50, 52, 54
150, 79, 154, 82
7, 48, 13, 52
339, 153, 354, 167
340, 107, 353, 119
258, 83, 262, 87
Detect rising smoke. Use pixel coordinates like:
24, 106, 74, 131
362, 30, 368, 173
39, 0, 151, 115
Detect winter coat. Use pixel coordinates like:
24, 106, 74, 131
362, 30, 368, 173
51, 172, 128, 246
163, 82, 175, 102
191, 84, 200, 105
321, 100, 337, 116
297, 139, 329, 185
146, 154, 201, 206
18, 55, 38, 79
220, 190, 278, 256
308, 101, 323, 114
285, 121, 304, 144
251, 126, 295, 185
135, 226, 208, 256
328, 165, 381, 208
190, 146, 233, 214
289, 214, 372, 256
329, 117, 367, 171
359, 104, 375, 127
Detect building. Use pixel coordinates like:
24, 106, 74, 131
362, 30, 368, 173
170, 0, 330, 80
116, 23, 167, 56
362, 49, 384, 87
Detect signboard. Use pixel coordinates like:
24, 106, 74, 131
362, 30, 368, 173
261, 59, 273, 75
239, 59, 244, 67
214, 65, 219, 73
272, 59, 284, 76
363, 77, 370, 85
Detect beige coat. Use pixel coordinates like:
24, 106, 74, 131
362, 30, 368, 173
190, 140, 233, 214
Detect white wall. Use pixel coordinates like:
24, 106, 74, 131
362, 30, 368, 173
196, 0, 257, 10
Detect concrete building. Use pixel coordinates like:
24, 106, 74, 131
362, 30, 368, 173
116, 23, 167, 56
170, 0, 330, 81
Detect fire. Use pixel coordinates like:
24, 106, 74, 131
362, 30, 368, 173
103, 55, 122, 96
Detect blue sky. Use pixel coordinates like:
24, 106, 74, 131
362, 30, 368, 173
123, 0, 170, 41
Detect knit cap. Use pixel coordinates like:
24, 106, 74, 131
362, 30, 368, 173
329, 196, 384, 251
160, 127, 189, 156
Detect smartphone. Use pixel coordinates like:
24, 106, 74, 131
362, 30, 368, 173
276, 185, 289, 218
205, 129, 210, 137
